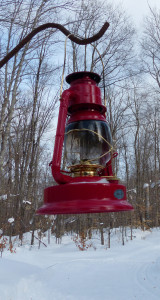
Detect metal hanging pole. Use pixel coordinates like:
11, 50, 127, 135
0, 21, 109, 68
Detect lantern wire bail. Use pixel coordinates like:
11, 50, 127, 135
60, 34, 106, 107
90, 43, 106, 107
60, 34, 72, 97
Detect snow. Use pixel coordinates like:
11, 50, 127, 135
0, 194, 20, 201
151, 180, 160, 188
128, 188, 137, 193
8, 217, 15, 223
0, 194, 7, 201
70, 178, 109, 184
0, 228, 160, 300
23, 200, 32, 205
143, 183, 149, 188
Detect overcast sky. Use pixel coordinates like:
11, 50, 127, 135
114, 0, 160, 28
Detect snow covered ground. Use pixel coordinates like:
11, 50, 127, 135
0, 228, 160, 300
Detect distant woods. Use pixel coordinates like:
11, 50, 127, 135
0, 0, 160, 245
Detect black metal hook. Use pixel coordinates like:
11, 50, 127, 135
0, 21, 109, 68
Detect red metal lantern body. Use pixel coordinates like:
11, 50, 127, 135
37, 72, 133, 214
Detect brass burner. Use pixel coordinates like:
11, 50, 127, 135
69, 160, 103, 177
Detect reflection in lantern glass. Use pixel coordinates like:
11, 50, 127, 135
63, 120, 112, 175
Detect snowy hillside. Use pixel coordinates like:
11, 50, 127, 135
0, 228, 160, 300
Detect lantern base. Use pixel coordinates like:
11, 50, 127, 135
36, 180, 133, 215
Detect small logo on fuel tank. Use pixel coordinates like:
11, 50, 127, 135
114, 189, 124, 199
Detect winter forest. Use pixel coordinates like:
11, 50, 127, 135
0, 0, 160, 249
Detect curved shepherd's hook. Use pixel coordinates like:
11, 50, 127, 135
0, 22, 109, 68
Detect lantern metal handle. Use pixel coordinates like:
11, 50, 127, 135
51, 89, 73, 184
0, 21, 109, 68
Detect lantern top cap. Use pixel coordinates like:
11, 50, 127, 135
66, 71, 101, 84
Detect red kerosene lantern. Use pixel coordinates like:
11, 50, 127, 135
37, 71, 133, 214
